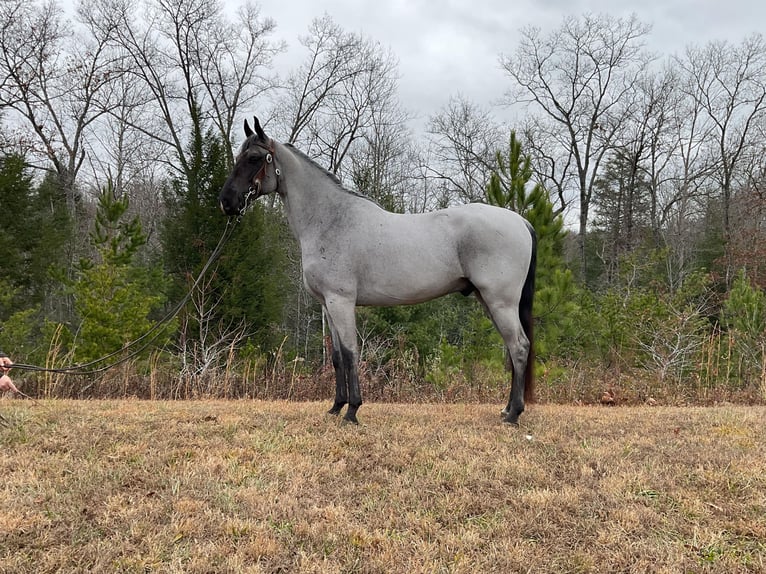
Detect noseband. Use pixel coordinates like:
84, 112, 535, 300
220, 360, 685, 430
242, 139, 281, 214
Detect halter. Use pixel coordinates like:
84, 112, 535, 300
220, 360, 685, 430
242, 138, 281, 215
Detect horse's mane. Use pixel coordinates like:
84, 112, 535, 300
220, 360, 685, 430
284, 143, 378, 205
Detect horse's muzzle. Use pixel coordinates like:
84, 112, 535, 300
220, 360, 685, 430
218, 186, 242, 215
219, 193, 241, 216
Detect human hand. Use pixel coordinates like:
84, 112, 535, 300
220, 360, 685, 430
0, 374, 18, 394
0, 356, 12, 372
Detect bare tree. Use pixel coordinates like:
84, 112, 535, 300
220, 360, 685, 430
104, 0, 281, 175
175, 270, 250, 397
622, 67, 680, 242
425, 95, 503, 205
657, 60, 718, 291
676, 34, 766, 283
272, 15, 401, 179
348, 104, 415, 212
0, 0, 123, 209
275, 15, 361, 145
592, 64, 698, 286
501, 13, 652, 277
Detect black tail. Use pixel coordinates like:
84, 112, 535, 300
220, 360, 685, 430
520, 221, 537, 403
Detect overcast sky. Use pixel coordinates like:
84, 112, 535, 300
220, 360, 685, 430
261, 0, 765, 127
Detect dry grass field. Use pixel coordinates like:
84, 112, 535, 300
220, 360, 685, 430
0, 399, 764, 573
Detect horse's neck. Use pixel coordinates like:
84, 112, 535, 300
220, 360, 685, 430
278, 147, 358, 243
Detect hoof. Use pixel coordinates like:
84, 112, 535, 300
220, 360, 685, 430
342, 413, 359, 425
500, 408, 510, 417
343, 404, 360, 425
327, 402, 345, 416
502, 412, 520, 426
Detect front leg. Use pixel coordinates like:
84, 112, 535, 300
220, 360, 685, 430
340, 344, 362, 424
323, 298, 362, 424
328, 348, 347, 415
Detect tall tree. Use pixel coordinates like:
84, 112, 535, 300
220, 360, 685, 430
348, 105, 414, 213
619, 66, 680, 245
676, 34, 766, 284
0, 0, 123, 212
162, 126, 289, 352
0, 149, 71, 321
592, 151, 652, 285
501, 13, 652, 278
486, 131, 576, 361
0, 153, 36, 295
273, 15, 402, 179
426, 95, 503, 205
106, 0, 281, 175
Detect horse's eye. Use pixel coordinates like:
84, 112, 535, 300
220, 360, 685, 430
248, 155, 264, 165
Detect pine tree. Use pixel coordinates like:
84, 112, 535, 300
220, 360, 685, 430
591, 151, 652, 286
69, 183, 168, 363
0, 153, 35, 299
724, 269, 766, 379
486, 131, 579, 361
0, 152, 72, 360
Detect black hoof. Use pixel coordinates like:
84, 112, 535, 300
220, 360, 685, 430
343, 405, 360, 425
503, 412, 520, 426
342, 413, 359, 425
327, 402, 345, 416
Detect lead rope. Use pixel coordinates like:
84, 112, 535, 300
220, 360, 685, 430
8, 217, 239, 377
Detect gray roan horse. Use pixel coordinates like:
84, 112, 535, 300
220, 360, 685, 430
220, 117, 537, 425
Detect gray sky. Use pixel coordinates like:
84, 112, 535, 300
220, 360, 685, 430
262, 0, 765, 125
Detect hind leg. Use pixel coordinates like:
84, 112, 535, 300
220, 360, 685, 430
476, 292, 530, 425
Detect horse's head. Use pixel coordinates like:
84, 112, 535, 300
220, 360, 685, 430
219, 116, 280, 216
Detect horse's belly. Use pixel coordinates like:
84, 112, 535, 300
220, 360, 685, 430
354, 255, 467, 306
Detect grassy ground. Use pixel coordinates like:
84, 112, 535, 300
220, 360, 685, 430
1, 400, 764, 573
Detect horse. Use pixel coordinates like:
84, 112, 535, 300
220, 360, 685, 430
219, 117, 537, 425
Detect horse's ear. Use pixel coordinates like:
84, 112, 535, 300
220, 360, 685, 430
252, 116, 267, 141
244, 118, 253, 138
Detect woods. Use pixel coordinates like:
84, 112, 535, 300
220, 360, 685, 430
0, 1, 764, 403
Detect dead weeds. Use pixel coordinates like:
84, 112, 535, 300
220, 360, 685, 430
0, 400, 764, 573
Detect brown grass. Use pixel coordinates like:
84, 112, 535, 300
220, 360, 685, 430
1, 400, 764, 573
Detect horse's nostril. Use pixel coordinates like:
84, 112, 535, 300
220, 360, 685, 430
219, 196, 236, 215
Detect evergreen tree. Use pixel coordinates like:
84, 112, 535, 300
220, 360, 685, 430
486, 131, 579, 362
162, 126, 290, 352
723, 269, 766, 383
0, 153, 35, 300
28, 172, 73, 313
591, 151, 652, 286
69, 183, 167, 363
0, 152, 71, 360
223, 205, 291, 351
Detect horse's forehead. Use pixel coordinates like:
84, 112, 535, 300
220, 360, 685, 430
237, 136, 262, 160
238, 137, 254, 155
